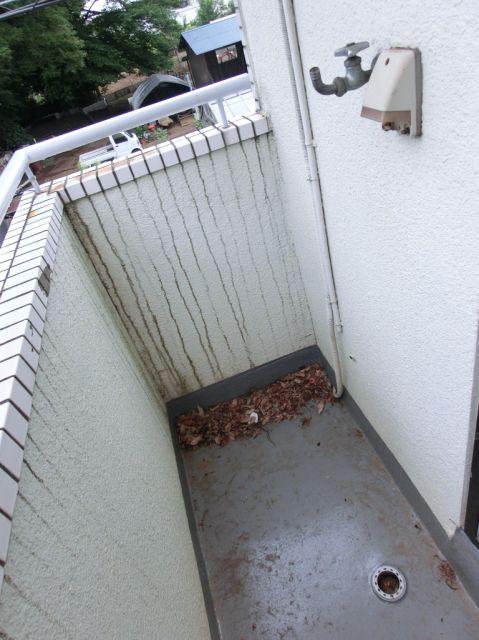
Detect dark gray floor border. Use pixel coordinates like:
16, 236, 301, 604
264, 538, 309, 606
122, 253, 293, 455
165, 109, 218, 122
311, 345, 479, 607
166, 345, 323, 640
344, 387, 479, 608
167, 403, 221, 640
167, 404, 221, 640
167, 345, 323, 421
167, 343, 479, 618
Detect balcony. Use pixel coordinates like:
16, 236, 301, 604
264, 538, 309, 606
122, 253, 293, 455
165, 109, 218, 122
0, 62, 478, 640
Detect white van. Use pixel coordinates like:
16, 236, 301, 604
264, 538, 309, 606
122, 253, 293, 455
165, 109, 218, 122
79, 131, 141, 169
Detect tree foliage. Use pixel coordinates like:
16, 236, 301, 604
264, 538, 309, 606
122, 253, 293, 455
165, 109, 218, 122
0, 0, 181, 150
195, 0, 235, 26
75, 0, 180, 89
0, 3, 85, 148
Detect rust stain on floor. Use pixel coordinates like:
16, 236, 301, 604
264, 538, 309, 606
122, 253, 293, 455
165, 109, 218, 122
182, 401, 479, 639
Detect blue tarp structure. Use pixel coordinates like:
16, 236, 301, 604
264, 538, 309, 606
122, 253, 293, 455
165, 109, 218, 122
180, 14, 241, 55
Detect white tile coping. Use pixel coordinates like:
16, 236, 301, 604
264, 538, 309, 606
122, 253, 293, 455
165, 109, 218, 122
42, 113, 270, 204
0, 110, 270, 590
0, 190, 62, 589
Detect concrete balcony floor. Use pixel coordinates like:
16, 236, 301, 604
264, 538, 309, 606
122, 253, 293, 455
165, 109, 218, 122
182, 402, 479, 639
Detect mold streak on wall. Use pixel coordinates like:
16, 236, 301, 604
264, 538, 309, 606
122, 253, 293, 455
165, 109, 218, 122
68, 133, 314, 400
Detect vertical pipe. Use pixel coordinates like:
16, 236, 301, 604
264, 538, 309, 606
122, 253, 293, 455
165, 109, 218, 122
280, 0, 344, 397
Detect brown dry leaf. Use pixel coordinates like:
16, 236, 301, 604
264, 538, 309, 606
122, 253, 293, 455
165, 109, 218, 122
176, 362, 334, 449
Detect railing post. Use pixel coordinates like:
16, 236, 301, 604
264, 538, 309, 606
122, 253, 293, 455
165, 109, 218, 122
25, 165, 41, 194
216, 98, 229, 128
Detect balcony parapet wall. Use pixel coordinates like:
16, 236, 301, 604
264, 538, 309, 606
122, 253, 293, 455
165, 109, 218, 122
61, 115, 316, 399
0, 191, 62, 591
0, 115, 316, 587
45, 115, 270, 204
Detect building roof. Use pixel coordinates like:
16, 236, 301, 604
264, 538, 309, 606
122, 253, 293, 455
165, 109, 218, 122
180, 14, 241, 55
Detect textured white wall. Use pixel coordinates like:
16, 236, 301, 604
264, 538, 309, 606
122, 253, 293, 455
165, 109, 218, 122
0, 219, 211, 640
239, 0, 479, 535
68, 133, 314, 400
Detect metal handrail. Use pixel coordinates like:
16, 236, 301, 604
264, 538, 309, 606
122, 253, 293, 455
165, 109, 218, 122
0, 73, 251, 223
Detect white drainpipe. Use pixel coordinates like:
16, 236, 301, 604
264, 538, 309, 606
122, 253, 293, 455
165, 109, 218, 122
280, 0, 344, 397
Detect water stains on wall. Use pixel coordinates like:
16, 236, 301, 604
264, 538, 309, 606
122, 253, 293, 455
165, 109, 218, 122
67, 133, 314, 400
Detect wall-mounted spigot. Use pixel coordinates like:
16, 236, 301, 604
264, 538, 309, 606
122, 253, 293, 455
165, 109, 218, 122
310, 41, 374, 97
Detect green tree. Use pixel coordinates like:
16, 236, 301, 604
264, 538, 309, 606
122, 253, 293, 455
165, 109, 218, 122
195, 0, 235, 26
0, 4, 86, 148
0, 0, 181, 150
74, 0, 180, 91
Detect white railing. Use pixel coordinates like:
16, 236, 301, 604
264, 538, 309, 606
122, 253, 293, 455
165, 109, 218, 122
0, 73, 251, 223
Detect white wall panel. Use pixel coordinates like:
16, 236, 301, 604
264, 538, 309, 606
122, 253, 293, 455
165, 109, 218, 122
239, 0, 479, 535
0, 219, 210, 639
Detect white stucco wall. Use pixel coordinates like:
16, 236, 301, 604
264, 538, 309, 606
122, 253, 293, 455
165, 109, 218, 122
239, 0, 479, 535
0, 218, 210, 640
68, 132, 314, 400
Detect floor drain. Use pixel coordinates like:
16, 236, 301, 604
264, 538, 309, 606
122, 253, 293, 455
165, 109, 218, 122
371, 565, 407, 602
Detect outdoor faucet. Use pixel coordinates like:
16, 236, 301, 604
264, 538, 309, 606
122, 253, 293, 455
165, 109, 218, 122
309, 42, 375, 97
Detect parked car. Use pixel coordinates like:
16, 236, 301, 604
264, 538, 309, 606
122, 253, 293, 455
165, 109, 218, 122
78, 131, 141, 169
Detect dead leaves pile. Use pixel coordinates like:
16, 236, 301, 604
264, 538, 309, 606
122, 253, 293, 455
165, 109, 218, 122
176, 362, 334, 449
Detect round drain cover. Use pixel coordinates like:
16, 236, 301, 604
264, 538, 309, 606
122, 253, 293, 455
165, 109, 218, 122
371, 565, 407, 602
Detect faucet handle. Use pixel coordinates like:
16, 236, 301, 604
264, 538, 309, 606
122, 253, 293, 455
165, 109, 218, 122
334, 41, 370, 58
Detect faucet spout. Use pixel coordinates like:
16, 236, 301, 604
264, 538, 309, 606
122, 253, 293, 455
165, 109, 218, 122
309, 67, 346, 96
309, 41, 374, 98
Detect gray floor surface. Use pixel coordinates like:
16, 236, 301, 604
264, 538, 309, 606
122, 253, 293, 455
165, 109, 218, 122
182, 401, 479, 639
